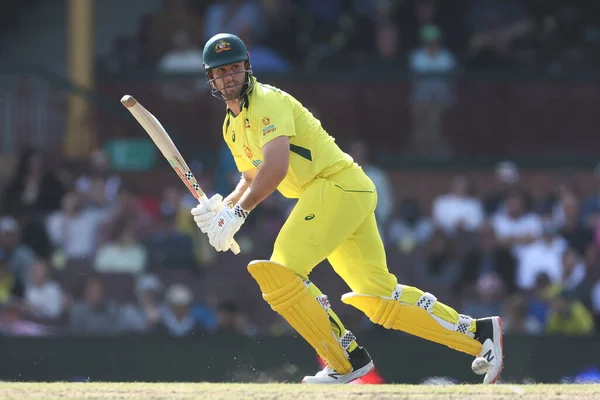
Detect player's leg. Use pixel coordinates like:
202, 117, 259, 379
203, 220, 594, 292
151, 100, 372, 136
247, 171, 376, 383
328, 211, 504, 384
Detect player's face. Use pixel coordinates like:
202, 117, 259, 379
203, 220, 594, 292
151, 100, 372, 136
211, 61, 246, 100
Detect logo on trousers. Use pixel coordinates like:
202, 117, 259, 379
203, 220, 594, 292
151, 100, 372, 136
305, 214, 315, 220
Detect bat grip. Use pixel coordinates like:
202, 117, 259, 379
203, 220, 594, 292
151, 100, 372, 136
197, 196, 241, 255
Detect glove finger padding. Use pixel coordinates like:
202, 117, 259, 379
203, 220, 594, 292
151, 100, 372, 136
190, 194, 224, 216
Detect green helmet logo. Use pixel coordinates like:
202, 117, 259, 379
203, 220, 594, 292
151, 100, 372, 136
215, 40, 231, 53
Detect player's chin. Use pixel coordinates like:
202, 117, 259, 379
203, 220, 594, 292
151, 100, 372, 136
222, 89, 242, 101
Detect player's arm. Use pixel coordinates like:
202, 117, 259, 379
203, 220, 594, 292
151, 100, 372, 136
223, 168, 257, 207
238, 136, 290, 211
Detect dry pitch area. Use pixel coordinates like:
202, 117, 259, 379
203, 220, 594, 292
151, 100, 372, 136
0, 383, 599, 400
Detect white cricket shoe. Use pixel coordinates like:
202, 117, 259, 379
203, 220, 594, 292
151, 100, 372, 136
472, 316, 504, 384
302, 346, 374, 384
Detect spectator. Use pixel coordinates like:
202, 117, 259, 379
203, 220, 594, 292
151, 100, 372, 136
0, 216, 36, 289
100, 187, 154, 244
145, 0, 203, 64
373, 22, 402, 68
238, 25, 291, 73
69, 275, 122, 335
559, 193, 594, 259
546, 290, 595, 336
414, 227, 461, 287
0, 249, 21, 304
97, 35, 141, 75
119, 274, 164, 333
203, 0, 266, 43
516, 220, 568, 290
581, 163, 600, 229
75, 149, 121, 208
483, 161, 520, 216
0, 147, 65, 218
0, 300, 50, 336
159, 283, 197, 337
592, 280, 600, 328
145, 207, 197, 271
463, 272, 505, 319
46, 192, 108, 262
94, 222, 147, 274
387, 198, 434, 253
217, 301, 257, 336
159, 30, 204, 73
409, 24, 456, 156
190, 294, 219, 334
466, 0, 534, 68
456, 222, 517, 296
554, 247, 587, 294
501, 294, 543, 335
432, 174, 483, 234
22, 261, 63, 320
491, 188, 542, 255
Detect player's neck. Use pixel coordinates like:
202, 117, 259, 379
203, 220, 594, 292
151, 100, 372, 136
226, 99, 242, 116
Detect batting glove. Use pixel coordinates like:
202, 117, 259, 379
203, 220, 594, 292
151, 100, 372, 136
191, 194, 225, 233
207, 203, 249, 252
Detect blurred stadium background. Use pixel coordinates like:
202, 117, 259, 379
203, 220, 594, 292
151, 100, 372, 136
1, 0, 600, 385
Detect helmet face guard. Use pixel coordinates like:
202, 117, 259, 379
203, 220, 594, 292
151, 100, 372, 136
205, 58, 255, 101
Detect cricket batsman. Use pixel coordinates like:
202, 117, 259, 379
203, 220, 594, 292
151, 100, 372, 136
191, 33, 504, 384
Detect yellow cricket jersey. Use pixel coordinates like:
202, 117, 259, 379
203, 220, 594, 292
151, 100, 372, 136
222, 77, 355, 198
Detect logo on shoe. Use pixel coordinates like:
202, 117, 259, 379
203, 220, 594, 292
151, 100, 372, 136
305, 214, 315, 220
218, 219, 224, 227
483, 349, 494, 362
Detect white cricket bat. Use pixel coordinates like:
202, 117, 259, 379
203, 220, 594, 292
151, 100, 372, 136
121, 95, 240, 255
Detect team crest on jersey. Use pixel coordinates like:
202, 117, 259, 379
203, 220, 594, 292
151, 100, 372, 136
244, 118, 251, 129
244, 144, 253, 159
215, 40, 231, 53
262, 117, 270, 126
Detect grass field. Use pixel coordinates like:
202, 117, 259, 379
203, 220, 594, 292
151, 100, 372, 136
0, 383, 598, 400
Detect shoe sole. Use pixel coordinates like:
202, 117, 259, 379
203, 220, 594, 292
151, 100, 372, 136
302, 361, 375, 384
487, 317, 504, 384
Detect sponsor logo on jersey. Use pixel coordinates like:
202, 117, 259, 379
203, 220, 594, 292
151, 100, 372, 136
244, 118, 251, 129
262, 117, 270, 125
263, 124, 276, 135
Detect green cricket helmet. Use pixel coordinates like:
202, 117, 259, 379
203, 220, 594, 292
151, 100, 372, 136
203, 33, 254, 101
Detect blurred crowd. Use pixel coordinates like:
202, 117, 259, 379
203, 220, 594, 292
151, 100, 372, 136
98, 0, 600, 76
0, 142, 599, 338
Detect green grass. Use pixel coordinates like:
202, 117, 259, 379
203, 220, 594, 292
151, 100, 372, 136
0, 383, 599, 400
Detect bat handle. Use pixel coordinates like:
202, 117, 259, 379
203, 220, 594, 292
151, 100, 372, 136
197, 196, 241, 255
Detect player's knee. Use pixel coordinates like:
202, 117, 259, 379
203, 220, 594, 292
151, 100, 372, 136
344, 273, 398, 298
269, 254, 311, 280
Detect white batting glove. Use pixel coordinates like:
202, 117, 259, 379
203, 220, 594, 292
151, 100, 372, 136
191, 194, 225, 233
207, 204, 249, 252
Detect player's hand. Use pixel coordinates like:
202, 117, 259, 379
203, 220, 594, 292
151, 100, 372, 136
207, 203, 249, 252
191, 194, 225, 233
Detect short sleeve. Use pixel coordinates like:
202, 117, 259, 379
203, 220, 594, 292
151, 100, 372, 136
258, 98, 296, 148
